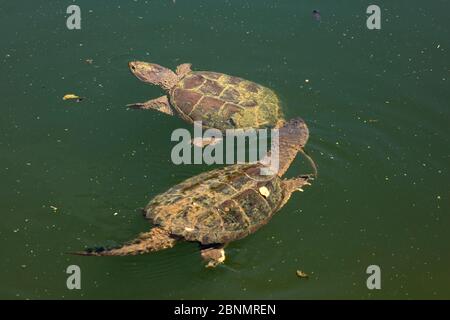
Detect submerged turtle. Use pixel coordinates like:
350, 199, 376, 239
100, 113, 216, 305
76, 118, 313, 267
127, 61, 285, 132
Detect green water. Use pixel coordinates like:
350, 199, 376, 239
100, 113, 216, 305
1, 0, 449, 299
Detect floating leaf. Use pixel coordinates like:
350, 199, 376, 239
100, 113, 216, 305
63, 94, 81, 101
296, 270, 309, 278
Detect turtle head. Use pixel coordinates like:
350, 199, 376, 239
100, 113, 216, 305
275, 118, 317, 177
128, 61, 178, 90
279, 118, 310, 148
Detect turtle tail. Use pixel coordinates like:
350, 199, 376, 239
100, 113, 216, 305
71, 227, 177, 256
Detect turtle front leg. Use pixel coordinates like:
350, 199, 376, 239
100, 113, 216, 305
200, 244, 226, 268
127, 95, 174, 116
279, 176, 313, 208
176, 63, 192, 78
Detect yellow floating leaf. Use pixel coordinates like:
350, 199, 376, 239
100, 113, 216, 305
63, 94, 80, 100
296, 270, 309, 278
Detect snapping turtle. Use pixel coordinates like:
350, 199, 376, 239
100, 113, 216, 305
77, 118, 313, 267
127, 61, 285, 131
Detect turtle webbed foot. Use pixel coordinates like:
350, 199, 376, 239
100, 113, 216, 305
201, 246, 226, 268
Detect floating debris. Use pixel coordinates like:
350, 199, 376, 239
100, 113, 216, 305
50, 205, 58, 213
63, 94, 83, 102
63, 94, 80, 100
296, 270, 309, 279
85, 59, 94, 64
312, 10, 321, 22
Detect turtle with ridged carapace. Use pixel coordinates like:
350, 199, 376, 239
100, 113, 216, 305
75, 118, 314, 267
127, 61, 285, 132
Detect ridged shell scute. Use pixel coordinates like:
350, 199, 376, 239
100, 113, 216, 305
170, 71, 283, 130
145, 164, 284, 244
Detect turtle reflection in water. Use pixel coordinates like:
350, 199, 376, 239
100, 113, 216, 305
76, 119, 315, 268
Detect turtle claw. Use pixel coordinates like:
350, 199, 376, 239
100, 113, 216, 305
192, 137, 223, 148
126, 103, 145, 109
126, 96, 174, 115
205, 260, 223, 268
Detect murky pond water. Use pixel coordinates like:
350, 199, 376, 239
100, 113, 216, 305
0, 0, 449, 299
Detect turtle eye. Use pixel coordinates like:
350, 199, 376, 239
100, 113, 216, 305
227, 118, 236, 127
